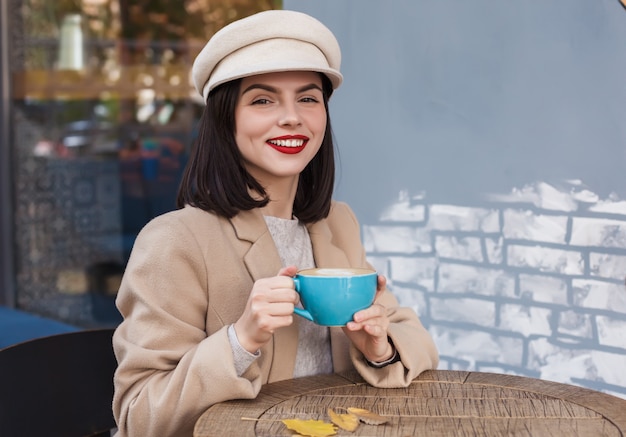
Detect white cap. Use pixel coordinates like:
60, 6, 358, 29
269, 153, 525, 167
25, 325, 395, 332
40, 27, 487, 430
192, 10, 343, 102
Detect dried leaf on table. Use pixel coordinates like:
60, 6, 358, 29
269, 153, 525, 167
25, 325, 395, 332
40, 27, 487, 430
281, 418, 337, 437
327, 408, 359, 431
346, 407, 390, 425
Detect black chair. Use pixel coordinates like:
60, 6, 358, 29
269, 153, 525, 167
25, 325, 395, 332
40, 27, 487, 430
0, 328, 118, 437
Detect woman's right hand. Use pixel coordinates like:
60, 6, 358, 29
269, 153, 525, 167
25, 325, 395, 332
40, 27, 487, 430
233, 265, 299, 353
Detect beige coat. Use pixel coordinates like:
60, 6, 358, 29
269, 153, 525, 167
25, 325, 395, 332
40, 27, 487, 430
112, 201, 439, 436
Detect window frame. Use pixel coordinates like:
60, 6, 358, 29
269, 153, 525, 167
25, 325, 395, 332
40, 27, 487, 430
0, 0, 16, 307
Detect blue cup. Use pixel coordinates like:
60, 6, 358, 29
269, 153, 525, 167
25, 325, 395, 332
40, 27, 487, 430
293, 268, 377, 326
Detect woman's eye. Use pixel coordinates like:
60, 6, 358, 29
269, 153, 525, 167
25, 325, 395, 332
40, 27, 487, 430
300, 96, 320, 103
251, 98, 271, 105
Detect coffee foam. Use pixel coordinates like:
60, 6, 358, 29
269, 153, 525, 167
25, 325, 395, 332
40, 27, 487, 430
298, 268, 374, 277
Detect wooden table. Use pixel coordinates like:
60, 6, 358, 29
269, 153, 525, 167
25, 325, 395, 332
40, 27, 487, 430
194, 370, 626, 436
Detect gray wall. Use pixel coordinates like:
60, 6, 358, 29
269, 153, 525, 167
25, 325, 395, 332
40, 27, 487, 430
285, 0, 626, 398
287, 0, 626, 222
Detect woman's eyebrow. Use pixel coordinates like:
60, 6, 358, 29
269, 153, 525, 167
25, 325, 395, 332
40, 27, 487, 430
296, 83, 323, 93
241, 84, 277, 95
241, 83, 323, 95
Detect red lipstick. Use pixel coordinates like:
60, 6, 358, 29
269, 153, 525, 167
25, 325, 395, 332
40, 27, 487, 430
267, 135, 308, 155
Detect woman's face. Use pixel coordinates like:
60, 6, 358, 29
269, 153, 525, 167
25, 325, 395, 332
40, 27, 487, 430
234, 71, 327, 185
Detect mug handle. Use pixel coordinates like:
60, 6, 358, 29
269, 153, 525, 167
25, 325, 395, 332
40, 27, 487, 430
292, 278, 314, 322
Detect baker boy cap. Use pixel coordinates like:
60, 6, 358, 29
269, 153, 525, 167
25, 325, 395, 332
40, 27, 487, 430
192, 9, 343, 102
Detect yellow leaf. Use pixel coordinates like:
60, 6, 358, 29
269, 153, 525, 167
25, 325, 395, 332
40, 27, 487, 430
327, 408, 359, 432
281, 418, 337, 437
346, 407, 389, 425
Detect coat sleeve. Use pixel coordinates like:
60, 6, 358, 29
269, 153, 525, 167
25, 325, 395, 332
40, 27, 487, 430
327, 202, 440, 387
112, 213, 263, 437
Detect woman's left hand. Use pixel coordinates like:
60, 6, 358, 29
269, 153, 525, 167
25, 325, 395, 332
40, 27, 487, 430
342, 275, 394, 362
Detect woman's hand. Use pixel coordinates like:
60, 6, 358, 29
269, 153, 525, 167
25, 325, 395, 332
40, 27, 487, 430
234, 265, 299, 353
342, 275, 394, 362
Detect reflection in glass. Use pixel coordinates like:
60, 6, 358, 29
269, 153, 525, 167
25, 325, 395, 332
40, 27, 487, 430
11, 0, 281, 326
57, 13, 84, 70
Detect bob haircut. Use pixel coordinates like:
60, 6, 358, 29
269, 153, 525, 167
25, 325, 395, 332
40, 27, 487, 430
177, 73, 336, 224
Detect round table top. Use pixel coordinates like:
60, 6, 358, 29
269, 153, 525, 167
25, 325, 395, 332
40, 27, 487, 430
194, 370, 626, 436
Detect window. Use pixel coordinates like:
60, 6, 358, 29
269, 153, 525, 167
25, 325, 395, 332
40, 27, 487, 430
4, 0, 281, 326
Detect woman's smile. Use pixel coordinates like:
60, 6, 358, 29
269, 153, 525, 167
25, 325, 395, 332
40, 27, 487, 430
267, 135, 309, 154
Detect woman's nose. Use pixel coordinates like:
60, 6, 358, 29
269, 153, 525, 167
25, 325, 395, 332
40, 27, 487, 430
278, 103, 302, 127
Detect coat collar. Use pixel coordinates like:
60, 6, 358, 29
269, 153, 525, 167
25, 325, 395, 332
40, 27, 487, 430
229, 208, 352, 274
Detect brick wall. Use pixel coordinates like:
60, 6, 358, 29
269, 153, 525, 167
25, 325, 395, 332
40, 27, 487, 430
363, 181, 626, 399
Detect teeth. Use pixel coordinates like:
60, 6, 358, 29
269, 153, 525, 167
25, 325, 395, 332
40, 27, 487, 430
269, 139, 305, 147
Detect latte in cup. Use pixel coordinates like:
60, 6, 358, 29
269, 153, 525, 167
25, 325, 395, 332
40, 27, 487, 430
297, 267, 374, 277
293, 267, 377, 326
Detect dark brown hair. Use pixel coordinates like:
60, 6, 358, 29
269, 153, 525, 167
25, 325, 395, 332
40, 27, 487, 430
176, 74, 336, 223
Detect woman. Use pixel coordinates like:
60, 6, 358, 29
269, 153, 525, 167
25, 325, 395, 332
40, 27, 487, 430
112, 9, 439, 437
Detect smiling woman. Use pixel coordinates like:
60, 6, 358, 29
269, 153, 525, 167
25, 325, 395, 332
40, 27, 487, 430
111, 9, 438, 437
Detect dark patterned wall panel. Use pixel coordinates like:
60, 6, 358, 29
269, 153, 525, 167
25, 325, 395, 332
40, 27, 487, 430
13, 109, 123, 325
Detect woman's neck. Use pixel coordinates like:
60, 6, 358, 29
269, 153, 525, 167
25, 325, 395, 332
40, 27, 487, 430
260, 176, 299, 219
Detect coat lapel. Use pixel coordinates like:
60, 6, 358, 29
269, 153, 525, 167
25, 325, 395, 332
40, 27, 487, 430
230, 209, 281, 280
229, 209, 299, 382
306, 219, 351, 268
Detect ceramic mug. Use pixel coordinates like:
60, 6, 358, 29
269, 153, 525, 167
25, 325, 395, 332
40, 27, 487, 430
292, 267, 378, 326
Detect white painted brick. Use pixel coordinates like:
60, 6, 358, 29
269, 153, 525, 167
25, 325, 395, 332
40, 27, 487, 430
519, 274, 568, 304
380, 198, 426, 222
597, 316, 626, 349
528, 338, 626, 394
590, 350, 626, 393
389, 285, 428, 318
604, 389, 626, 400
502, 209, 568, 244
589, 252, 626, 281
485, 237, 503, 264
434, 236, 483, 262
438, 359, 472, 371
570, 217, 626, 248
430, 325, 523, 367
507, 245, 584, 275
572, 279, 626, 314
557, 310, 593, 338
485, 182, 577, 212
377, 188, 626, 398
388, 256, 437, 290
429, 205, 500, 232
499, 304, 552, 337
363, 225, 431, 253
476, 366, 524, 376
528, 339, 596, 385
438, 263, 516, 297
589, 200, 626, 215
430, 297, 495, 327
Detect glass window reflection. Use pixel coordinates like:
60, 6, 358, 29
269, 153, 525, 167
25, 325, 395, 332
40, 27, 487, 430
10, 0, 281, 326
